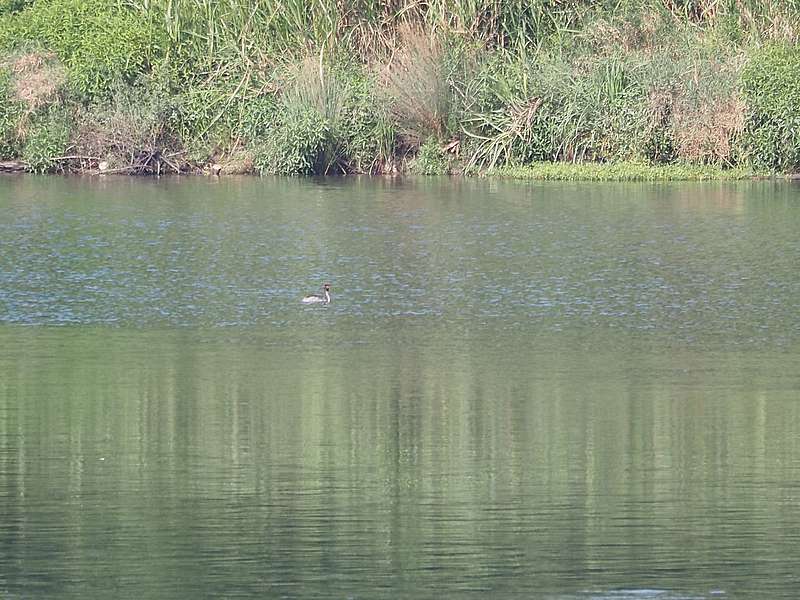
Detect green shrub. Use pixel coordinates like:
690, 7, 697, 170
559, 56, 649, 162
238, 94, 278, 145
0, 0, 30, 16
0, 0, 165, 101
253, 104, 329, 175
459, 56, 549, 168
0, 68, 22, 157
411, 138, 448, 175
251, 59, 396, 175
0, 51, 68, 160
22, 109, 69, 172
346, 108, 395, 174
70, 78, 178, 169
642, 120, 677, 164
460, 53, 652, 169
170, 84, 229, 148
331, 65, 395, 174
741, 43, 800, 171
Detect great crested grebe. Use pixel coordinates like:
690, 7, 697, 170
301, 283, 331, 304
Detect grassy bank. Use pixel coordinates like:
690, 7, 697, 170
1, 0, 800, 177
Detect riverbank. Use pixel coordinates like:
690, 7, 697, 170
0, 159, 770, 181
2, 1, 800, 178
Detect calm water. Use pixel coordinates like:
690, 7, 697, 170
0, 175, 799, 599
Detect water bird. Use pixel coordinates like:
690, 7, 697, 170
301, 283, 331, 304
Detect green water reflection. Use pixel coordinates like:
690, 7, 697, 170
0, 176, 799, 599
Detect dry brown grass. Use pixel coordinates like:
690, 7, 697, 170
377, 24, 451, 149
672, 94, 745, 164
70, 90, 180, 173
750, 4, 800, 42
646, 88, 675, 127
660, 0, 800, 42
219, 150, 254, 174
644, 81, 745, 165
661, 0, 721, 22
581, 10, 671, 55
5, 51, 66, 111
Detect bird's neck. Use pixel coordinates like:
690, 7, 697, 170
324, 290, 331, 303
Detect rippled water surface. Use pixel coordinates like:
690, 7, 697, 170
1, 175, 799, 599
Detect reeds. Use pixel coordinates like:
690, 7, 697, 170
379, 25, 453, 148
129, 0, 595, 66
4, 0, 800, 173
127, 0, 800, 67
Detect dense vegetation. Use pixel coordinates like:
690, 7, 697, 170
1, 0, 800, 176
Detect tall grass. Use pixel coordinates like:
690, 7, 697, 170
3, 0, 800, 173
460, 54, 651, 169
120, 0, 796, 173
126, 0, 602, 69
253, 56, 396, 175
122, 0, 800, 71
379, 25, 454, 148
0, 67, 23, 158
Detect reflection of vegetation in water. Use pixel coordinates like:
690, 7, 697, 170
2, 1, 800, 175
0, 325, 798, 594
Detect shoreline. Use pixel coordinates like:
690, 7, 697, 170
0, 160, 776, 182
3, 2, 800, 181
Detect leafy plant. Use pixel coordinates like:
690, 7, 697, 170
741, 43, 800, 170
1, 0, 799, 174
0, 0, 31, 16
252, 58, 396, 175
412, 138, 448, 175
0, 0, 165, 100
0, 67, 22, 157
254, 104, 329, 175
22, 108, 69, 173
493, 160, 756, 181
333, 65, 396, 174
70, 77, 181, 172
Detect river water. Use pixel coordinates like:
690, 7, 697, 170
0, 175, 799, 599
